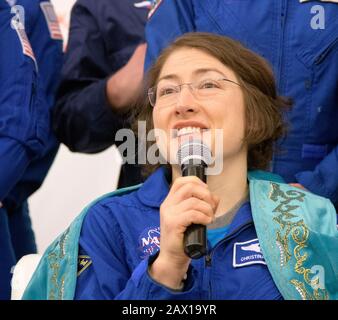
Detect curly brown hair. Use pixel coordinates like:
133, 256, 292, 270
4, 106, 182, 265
131, 32, 291, 178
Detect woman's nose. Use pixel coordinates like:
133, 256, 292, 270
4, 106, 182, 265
174, 86, 198, 115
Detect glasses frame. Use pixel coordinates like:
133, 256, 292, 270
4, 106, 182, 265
148, 77, 241, 108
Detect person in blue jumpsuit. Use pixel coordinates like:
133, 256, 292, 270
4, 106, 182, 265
0, 0, 62, 299
21, 32, 338, 300
145, 0, 338, 206
52, 0, 150, 188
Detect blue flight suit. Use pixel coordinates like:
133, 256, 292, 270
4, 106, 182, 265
0, 0, 62, 299
52, 0, 149, 188
145, 0, 338, 205
75, 167, 283, 299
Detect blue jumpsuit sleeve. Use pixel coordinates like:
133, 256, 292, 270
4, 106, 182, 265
28, 0, 63, 115
145, 0, 195, 70
52, 0, 127, 153
296, 146, 338, 204
1, 0, 63, 207
0, 139, 30, 202
74, 203, 198, 299
0, 3, 38, 201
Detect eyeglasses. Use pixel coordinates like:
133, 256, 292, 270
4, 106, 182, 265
148, 78, 241, 108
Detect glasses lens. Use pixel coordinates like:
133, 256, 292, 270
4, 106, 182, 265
148, 88, 156, 107
148, 78, 238, 108
150, 84, 178, 108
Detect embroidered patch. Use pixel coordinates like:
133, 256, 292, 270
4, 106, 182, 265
40, 2, 63, 40
134, 1, 153, 9
233, 238, 266, 268
13, 22, 37, 66
138, 226, 160, 259
148, 0, 163, 19
77, 255, 92, 276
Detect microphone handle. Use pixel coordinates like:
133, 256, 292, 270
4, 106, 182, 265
182, 164, 207, 259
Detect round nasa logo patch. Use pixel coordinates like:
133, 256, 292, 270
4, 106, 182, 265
138, 226, 160, 259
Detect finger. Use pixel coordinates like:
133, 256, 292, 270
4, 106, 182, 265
168, 183, 217, 209
178, 197, 215, 219
180, 210, 214, 228
169, 176, 208, 195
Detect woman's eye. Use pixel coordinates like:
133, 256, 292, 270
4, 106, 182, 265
199, 80, 219, 89
158, 86, 176, 97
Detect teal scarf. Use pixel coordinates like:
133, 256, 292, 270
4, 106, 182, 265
22, 171, 338, 300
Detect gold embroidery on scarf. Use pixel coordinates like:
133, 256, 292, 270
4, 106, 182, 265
269, 183, 328, 300
59, 229, 69, 259
290, 279, 309, 300
60, 275, 65, 300
47, 228, 70, 299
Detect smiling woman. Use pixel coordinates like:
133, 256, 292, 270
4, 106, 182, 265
135, 32, 290, 179
153, 48, 247, 177
22, 32, 338, 301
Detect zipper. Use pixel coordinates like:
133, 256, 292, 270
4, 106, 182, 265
204, 221, 253, 266
205, 254, 212, 267
271, 0, 287, 173
203, 221, 253, 299
277, 0, 287, 86
29, 81, 36, 112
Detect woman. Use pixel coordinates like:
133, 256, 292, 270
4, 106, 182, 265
22, 33, 338, 300
145, 0, 338, 207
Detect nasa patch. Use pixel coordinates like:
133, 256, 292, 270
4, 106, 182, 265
138, 226, 160, 259
233, 238, 266, 268
13, 22, 37, 68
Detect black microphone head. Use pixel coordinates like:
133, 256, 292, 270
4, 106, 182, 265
177, 138, 212, 166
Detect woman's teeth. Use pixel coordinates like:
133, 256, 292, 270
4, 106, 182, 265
175, 127, 207, 138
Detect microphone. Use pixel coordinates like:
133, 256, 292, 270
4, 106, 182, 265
177, 138, 212, 259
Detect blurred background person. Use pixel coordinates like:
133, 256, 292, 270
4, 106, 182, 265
145, 0, 338, 207
52, 0, 150, 188
0, 0, 62, 299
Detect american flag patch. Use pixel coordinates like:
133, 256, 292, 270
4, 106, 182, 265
40, 2, 63, 41
14, 23, 37, 66
148, 0, 163, 19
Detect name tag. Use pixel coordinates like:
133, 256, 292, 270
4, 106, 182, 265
233, 238, 266, 268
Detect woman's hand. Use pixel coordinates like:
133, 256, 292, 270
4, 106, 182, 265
149, 176, 219, 290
